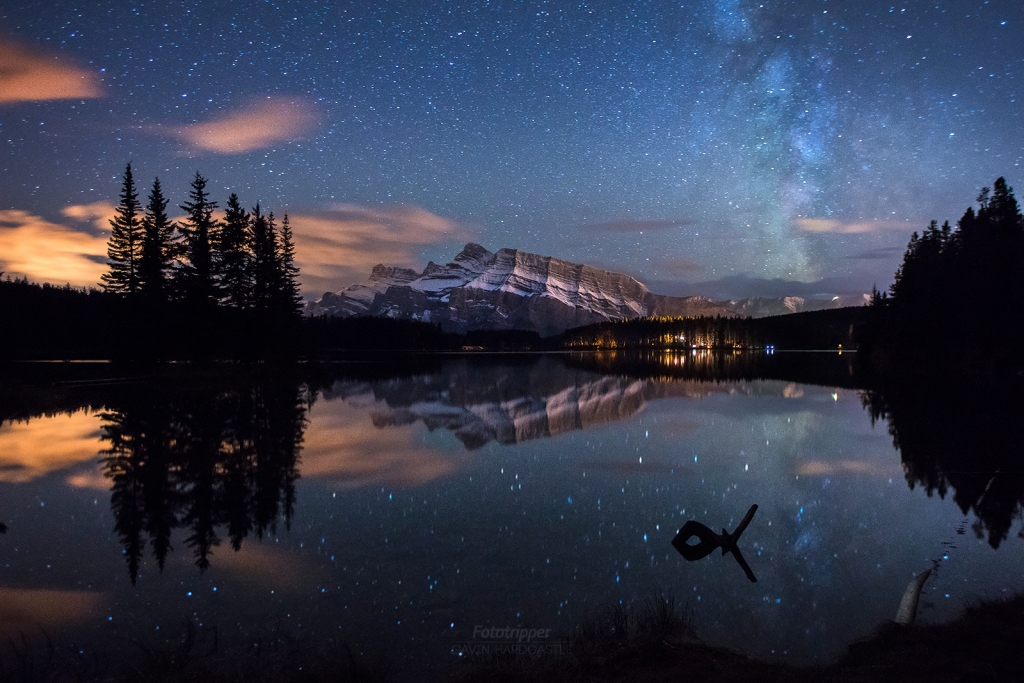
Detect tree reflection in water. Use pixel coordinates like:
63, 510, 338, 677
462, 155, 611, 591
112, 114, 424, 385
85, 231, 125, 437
862, 378, 1024, 549
100, 376, 311, 582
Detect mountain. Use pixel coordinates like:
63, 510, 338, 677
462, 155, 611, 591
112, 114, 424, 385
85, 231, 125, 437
306, 243, 864, 335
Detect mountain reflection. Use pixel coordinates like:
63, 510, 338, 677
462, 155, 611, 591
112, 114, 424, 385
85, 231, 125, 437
99, 375, 310, 582
862, 378, 1024, 548
324, 355, 750, 450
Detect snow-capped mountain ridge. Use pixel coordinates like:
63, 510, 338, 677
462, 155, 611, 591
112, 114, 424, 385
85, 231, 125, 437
306, 243, 864, 334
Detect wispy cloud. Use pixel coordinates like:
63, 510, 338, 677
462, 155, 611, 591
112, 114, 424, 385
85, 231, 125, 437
0, 40, 102, 103
584, 217, 693, 233
795, 218, 879, 234
61, 200, 117, 234
0, 209, 109, 287
289, 204, 473, 294
167, 97, 318, 153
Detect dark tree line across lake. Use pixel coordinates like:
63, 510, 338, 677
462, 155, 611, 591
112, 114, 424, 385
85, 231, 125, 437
3, 174, 1022, 365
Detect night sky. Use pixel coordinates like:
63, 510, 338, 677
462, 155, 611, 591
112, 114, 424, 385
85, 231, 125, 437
1, 0, 1022, 299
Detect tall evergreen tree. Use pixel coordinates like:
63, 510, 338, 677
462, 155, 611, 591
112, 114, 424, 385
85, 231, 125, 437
248, 203, 279, 311
274, 214, 303, 318
101, 163, 144, 295
218, 193, 251, 309
177, 172, 219, 306
138, 177, 176, 303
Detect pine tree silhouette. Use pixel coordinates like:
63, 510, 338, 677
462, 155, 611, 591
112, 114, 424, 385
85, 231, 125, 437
219, 193, 251, 309
138, 177, 176, 303
101, 163, 144, 295
177, 173, 220, 307
248, 203, 278, 312
275, 214, 303, 318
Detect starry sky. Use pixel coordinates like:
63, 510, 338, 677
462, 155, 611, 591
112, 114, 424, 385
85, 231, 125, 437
1, 0, 1022, 299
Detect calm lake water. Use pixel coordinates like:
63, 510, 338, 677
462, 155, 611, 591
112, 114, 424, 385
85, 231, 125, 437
1, 352, 1022, 679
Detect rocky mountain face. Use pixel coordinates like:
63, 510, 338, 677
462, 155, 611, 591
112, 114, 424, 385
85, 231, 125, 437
306, 243, 863, 335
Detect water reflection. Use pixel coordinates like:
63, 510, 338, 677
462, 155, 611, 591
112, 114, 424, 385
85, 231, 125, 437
863, 377, 1024, 548
1, 353, 1023, 675
323, 355, 798, 452
98, 376, 310, 581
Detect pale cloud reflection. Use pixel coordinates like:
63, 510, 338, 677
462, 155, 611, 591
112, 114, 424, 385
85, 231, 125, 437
0, 41, 102, 103
0, 411, 103, 483
796, 459, 899, 477
289, 205, 472, 295
211, 543, 328, 588
0, 588, 103, 633
302, 392, 465, 488
0, 209, 109, 287
168, 97, 318, 154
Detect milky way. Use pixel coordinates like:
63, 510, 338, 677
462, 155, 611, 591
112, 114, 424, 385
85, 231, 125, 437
1, 0, 1022, 297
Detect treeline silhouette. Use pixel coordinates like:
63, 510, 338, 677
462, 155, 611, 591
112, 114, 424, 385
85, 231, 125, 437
557, 307, 866, 351
0, 164, 303, 360
862, 177, 1024, 375
562, 348, 864, 389
99, 371, 311, 582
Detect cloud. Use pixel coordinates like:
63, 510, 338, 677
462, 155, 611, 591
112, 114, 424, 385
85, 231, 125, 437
61, 200, 117, 234
795, 218, 879, 234
584, 218, 693, 233
288, 204, 473, 294
0, 40, 102, 103
0, 411, 103, 484
167, 97, 318, 153
0, 209, 109, 287
652, 255, 703, 277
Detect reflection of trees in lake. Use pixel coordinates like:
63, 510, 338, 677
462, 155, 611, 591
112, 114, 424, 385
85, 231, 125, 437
101, 377, 309, 582
862, 380, 1024, 548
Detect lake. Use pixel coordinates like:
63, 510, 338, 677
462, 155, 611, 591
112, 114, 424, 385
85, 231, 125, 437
1, 352, 1022, 680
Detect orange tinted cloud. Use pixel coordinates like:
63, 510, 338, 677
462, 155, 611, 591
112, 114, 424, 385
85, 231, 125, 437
301, 393, 468, 488
0, 40, 101, 103
0, 411, 104, 484
62, 200, 117, 233
0, 210, 109, 287
795, 218, 879, 234
289, 204, 473, 294
170, 97, 317, 153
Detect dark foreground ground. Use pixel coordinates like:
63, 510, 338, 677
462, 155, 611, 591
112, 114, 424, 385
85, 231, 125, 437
2, 595, 1022, 683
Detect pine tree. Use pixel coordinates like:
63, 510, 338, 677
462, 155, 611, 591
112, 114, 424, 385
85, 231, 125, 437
248, 203, 278, 312
177, 172, 219, 306
218, 193, 251, 309
138, 177, 176, 303
274, 214, 302, 318
101, 163, 144, 295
